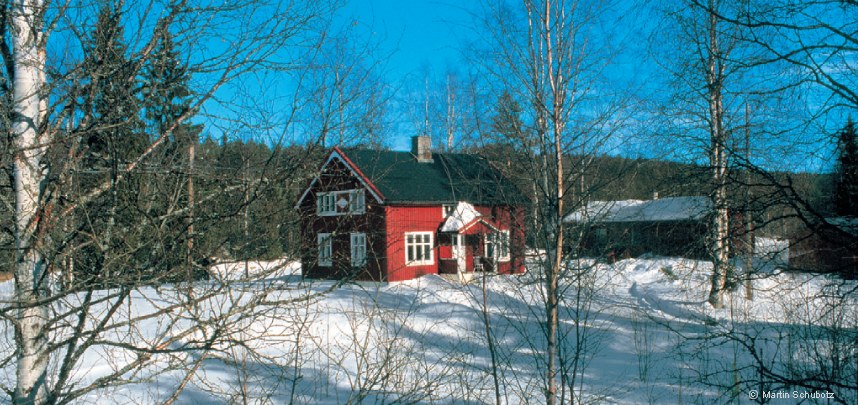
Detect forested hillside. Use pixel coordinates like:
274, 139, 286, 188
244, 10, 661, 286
0, 141, 835, 277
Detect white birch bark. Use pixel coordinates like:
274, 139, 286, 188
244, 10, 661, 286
11, 0, 50, 403
705, 0, 731, 309
523, 1, 565, 402
544, 1, 563, 401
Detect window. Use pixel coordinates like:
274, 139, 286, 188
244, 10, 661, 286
317, 189, 365, 216
351, 233, 367, 266
317, 233, 332, 266
349, 190, 365, 214
317, 193, 336, 215
485, 230, 510, 262
405, 232, 434, 265
442, 204, 456, 218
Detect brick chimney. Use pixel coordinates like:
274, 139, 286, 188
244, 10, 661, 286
412, 135, 433, 163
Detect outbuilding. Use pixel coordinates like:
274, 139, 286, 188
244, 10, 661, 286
566, 196, 716, 260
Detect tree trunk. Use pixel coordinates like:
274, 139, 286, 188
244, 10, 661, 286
705, 0, 730, 309
187, 139, 195, 270
543, 2, 564, 403
446, 74, 456, 151
743, 103, 753, 300
11, 0, 50, 403
482, 263, 503, 405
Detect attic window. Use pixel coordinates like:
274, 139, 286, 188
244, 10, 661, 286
317, 189, 365, 216
442, 204, 456, 218
317, 193, 336, 214
350, 189, 365, 213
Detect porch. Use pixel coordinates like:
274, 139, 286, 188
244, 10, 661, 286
438, 231, 509, 275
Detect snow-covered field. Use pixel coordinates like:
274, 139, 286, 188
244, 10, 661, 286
1, 257, 856, 404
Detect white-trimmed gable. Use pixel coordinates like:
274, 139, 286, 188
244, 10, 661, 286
295, 149, 384, 209
440, 201, 482, 232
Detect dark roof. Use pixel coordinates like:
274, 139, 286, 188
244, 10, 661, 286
341, 148, 527, 205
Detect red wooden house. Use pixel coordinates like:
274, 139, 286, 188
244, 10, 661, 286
295, 136, 528, 282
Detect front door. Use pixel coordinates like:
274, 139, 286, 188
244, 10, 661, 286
452, 234, 466, 273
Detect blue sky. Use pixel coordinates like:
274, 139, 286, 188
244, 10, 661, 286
337, 0, 475, 82
31, 0, 843, 175
191, 0, 838, 172
333, 0, 480, 151
330, 0, 667, 154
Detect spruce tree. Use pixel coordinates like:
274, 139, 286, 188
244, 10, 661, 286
142, 24, 197, 146
834, 118, 858, 217
490, 91, 526, 144
73, 2, 146, 284
141, 24, 203, 275
82, 3, 145, 166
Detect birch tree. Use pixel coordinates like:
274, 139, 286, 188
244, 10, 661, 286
476, 0, 625, 402
297, 18, 391, 148
694, 1, 858, 398
9, 0, 49, 401
703, 0, 731, 308
654, 0, 749, 308
671, 0, 856, 305
700, 0, 857, 114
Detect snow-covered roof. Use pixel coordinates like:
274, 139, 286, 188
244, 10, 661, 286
565, 196, 712, 223
826, 217, 858, 236
440, 201, 482, 232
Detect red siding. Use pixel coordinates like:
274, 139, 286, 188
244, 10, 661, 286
384, 205, 444, 282
470, 205, 527, 275
383, 204, 526, 280
790, 226, 858, 278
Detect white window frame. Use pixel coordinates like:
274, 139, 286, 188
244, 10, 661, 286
405, 232, 434, 266
317, 193, 336, 215
442, 204, 456, 218
485, 230, 510, 262
317, 233, 332, 267
351, 232, 367, 267
349, 189, 366, 214
317, 189, 365, 216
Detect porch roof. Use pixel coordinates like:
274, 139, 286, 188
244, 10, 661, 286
440, 201, 481, 232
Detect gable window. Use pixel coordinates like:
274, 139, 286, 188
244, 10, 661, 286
317, 189, 365, 216
405, 232, 434, 266
317, 193, 336, 215
349, 189, 365, 214
318, 233, 332, 267
485, 230, 510, 262
442, 204, 456, 218
351, 232, 367, 266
